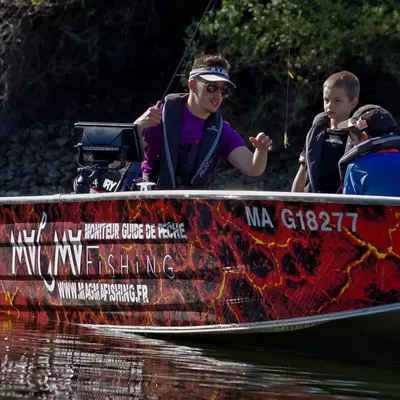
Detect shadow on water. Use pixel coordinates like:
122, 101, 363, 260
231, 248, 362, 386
0, 313, 398, 399
164, 308, 400, 369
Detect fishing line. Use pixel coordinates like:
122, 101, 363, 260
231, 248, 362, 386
171, 5, 216, 95
284, 5, 293, 149
161, 0, 218, 102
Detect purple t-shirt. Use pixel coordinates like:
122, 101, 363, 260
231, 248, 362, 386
141, 104, 245, 176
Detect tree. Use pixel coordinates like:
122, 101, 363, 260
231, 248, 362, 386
193, 0, 400, 147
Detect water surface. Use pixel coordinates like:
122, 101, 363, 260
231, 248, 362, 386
0, 315, 398, 399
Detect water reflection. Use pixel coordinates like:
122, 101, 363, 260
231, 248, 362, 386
0, 315, 398, 399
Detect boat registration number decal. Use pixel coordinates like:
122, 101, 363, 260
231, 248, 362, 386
245, 206, 358, 232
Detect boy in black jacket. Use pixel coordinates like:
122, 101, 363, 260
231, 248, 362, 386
291, 71, 360, 193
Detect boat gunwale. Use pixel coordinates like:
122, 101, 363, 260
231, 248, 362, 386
0, 190, 399, 206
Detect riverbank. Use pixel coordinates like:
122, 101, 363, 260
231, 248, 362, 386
0, 122, 301, 197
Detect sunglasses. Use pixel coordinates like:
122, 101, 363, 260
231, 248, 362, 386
197, 79, 231, 98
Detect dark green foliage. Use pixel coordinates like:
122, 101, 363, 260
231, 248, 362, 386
195, 0, 400, 147
0, 0, 207, 137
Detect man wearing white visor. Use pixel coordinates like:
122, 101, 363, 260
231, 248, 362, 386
133, 54, 273, 190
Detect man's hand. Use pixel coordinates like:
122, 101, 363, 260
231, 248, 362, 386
249, 132, 273, 152
134, 101, 162, 132
227, 132, 273, 177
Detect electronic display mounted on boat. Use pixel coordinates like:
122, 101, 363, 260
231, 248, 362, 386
74, 121, 144, 166
73, 121, 144, 194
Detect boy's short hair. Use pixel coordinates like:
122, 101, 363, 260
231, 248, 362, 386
192, 55, 230, 71
323, 71, 360, 100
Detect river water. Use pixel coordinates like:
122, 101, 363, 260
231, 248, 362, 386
0, 315, 398, 399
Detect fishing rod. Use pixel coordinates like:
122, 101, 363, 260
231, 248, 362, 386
160, 0, 218, 102
114, 0, 218, 192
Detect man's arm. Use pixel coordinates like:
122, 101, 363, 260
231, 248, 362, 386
227, 132, 272, 176
134, 101, 162, 148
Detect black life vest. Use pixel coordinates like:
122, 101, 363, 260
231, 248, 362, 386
304, 112, 353, 193
152, 93, 223, 190
338, 133, 400, 182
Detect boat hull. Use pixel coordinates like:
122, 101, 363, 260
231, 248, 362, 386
144, 307, 400, 364
1, 190, 400, 335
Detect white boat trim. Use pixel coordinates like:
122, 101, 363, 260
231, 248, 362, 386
1, 190, 400, 206
87, 302, 400, 335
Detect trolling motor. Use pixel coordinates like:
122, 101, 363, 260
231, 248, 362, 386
74, 122, 145, 194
